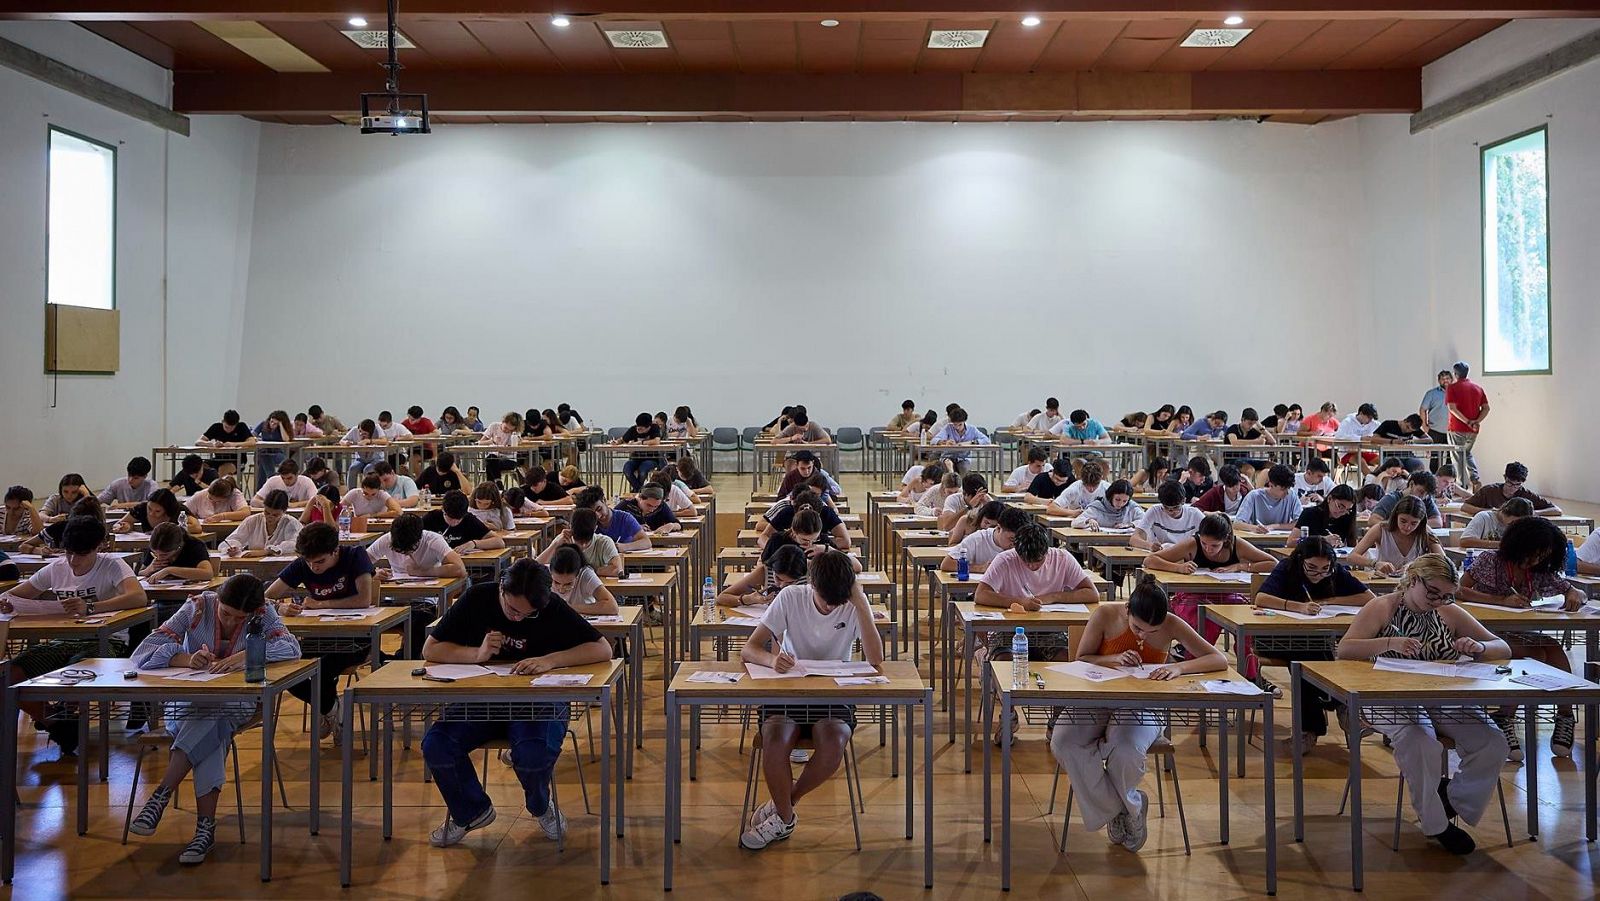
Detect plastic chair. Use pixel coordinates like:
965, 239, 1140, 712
1049, 735, 1190, 854
739, 427, 761, 473
1335, 733, 1512, 849
711, 427, 742, 474
834, 427, 865, 473
740, 730, 864, 851
121, 717, 289, 845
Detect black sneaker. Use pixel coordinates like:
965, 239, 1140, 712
45, 718, 79, 756
1437, 777, 1457, 821
179, 816, 217, 864
1427, 822, 1476, 855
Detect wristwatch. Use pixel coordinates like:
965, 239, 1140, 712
84, 598, 97, 615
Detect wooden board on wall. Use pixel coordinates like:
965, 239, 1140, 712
44, 304, 119, 373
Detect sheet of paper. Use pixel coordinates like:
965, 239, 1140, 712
1038, 603, 1090, 613
724, 616, 764, 627
1046, 660, 1129, 682
297, 606, 384, 617
531, 673, 592, 687
686, 670, 742, 684
584, 615, 624, 624
964, 610, 1005, 620
1574, 603, 1600, 617
1529, 596, 1566, 609
424, 664, 495, 680
3, 595, 68, 616
1270, 608, 1342, 621
1194, 570, 1252, 584
6, 553, 45, 563
1200, 679, 1266, 696
836, 676, 890, 686
799, 660, 878, 677
139, 580, 212, 591
1373, 657, 1502, 680
382, 573, 429, 583
1097, 527, 1136, 535
1319, 605, 1367, 617
163, 669, 230, 682
1114, 665, 1157, 679
481, 663, 519, 676
1510, 670, 1593, 691
735, 602, 770, 615
744, 663, 805, 680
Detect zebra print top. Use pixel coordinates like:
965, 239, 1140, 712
1378, 603, 1456, 661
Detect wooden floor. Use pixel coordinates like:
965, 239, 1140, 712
5, 474, 1598, 901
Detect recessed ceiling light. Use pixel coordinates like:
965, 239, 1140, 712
1021, 15, 1041, 28
552, 16, 570, 28
348, 16, 367, 28
820, 19, 839, 28
1224, 15, 1245, 26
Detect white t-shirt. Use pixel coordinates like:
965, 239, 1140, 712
942, 492, 971, 514
1136, 505, 1205, 546
255, 474, 318, 504
1003, 464, 1037, 491
186, 489, 246, 519
901, 465, 925, 488
761, 583, 861, 662
667, 482, 696, 513
1053, 482, 1105, 511
946, 528, 1006, 568
220, 511, 301, 555
341, 489, 394, 517
553, 567, 604, 606
384, 474, 419, 501
1028, 412, 1064, 432
1461, 509, 1505, 543
914, 486, 948, 516
1294, 473, 1336, 501
368, 530, 452, 576
470, 506, 515, 531
1577, 529, 1600, 566
23, 554, 135, 603
1335, 414, 1379, 440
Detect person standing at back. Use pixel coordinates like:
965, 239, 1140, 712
1444, 361, 1490, 490
1418, 369, 1453, 444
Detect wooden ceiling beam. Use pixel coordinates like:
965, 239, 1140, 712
2, 1, 1597, 21
172, 67, 1420, 116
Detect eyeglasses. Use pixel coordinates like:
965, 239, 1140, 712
1302, 564, 1332, 578
1422, 585, 1457, 605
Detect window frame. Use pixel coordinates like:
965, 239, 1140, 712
1479, 124, 1551, 376
45, 124, 119, 311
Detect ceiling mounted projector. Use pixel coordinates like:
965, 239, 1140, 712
359, 0, 429, 135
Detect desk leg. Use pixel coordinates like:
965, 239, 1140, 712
340, 690, 353, 886
1291, 665, 1305, 842
260, 691, 277, 881
307, 684, 320, 835
1218, 704, 1229, 845
663, 692, 678, 891
911, 568, 921, 664
99, 700, 109, 782
76, 706, 89, 835
1263, 698, 1277, 896
1524, 703, 1538, 839
382, 704, 394, 840
1348, 694, 1364, 892
923, 691, 934, 889
1, 687, 16, 884
904, 697, 913, 838
1587, 700, 1597, 842
1000, 692, 1012, 892
964, 630, 976, 772
600, 685, 612, 884
981, 666, 993, 842
615, 688, 626, 837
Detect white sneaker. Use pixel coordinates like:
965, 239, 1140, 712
1106, 811, 1128, 845
320, 710, 342, 746
536, 803, 567, 841
748, 800, 776, 828
789, 748, 813, 764
740, 808, 796, 850
1120, 790, 1149, 852
429, 806, 496, 847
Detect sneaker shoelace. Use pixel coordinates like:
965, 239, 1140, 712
133, 788, 172, 830
184, 818, 216, 856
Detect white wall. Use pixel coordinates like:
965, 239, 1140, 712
239, 119, 1371, 434
0, 22, 259, 491
1357, 19, 1600, 502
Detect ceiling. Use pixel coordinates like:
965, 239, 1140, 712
5, 3, 1595, 124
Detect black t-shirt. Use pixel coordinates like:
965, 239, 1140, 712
276, 546, 374, 601
1225, 425, 1263, 443
203, 422, 252, 443
523, 420, 552, 438
764, 500, 843, 533
1375, 419, 1418, 441
763, 530, 833, 563
422, 510, 491, 548
138, 534, 209, 571
171, 467, 219, 496
525, 480, 569, 503
560, 477, 586, 493
681, 471, 710, 491
417, 466, 463, 494
1295, 504, 1357, 545
1026, 471, 1072, 499
1258, 558, 1367, 602
1181, 476, 1214, 503
618, 425, 662, 444
428, 582, 602, 662
616, 498, 678, 530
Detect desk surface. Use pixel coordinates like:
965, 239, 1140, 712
1, 607, 153, 636
351, 659, 623, 694
282, 606, 411, 632
669, 659, 924, 698
17, 657, 316, 696
948, 600, 1095, 627
990, 660, 1261, 702
1301, 658, 1600, 702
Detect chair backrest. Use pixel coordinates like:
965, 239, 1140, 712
606, 427, 627, 440
836, 426, 865, 444
740, 426, 759, 441
712, 427, 739, 443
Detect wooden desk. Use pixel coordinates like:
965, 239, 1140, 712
622, 548, 692, 631
749, 441, 840, 493
1086, 545, 1147, 597
377, 576, 467, 616
1, 658, 320, 883
1140, 569, 1264, 595
459, 546, 515, 581
5, 551, 139, 576
1293, 658, 1600, 891
338, 659, 625, 886
663, 660, 932, 890
987, 660, 1275, 893
2, 606, 155, 657
582, 608, 646, 774
138, 576, 224, 604
602, 572, 680, 685
1049, 526, 1138, 553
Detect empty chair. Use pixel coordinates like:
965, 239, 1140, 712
711, 426, 741, 474
834, 427, 865, 473
739, 427, 760, 473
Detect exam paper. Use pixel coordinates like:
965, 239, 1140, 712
964, 611, 1005, 620
836, 676, 890, 686
297, 606, 385, 617
1046, 661, 1128, 682
1194, 570, 1252, 584
686, 670, 742, 684
745, 660, 878, 680
424, 664, 495, 680
138, 667, 227, 682
2, 596, 68, 616
584, 615, 624, 624
1509, 670, 1593, 691
531, 674, 592, 687
1038, 603, 1090, 613
1199, 680, 1266, 696
724, 616, 763, 627
1372, 657, 1502, 679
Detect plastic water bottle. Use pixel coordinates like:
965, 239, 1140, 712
701, 576, 718, 624
1463, 549, 1477, 572
1565, 539, 1578, 577
244, 615, 266, 683
419, 488, 431, 509
1010, 627, 1029, 689
337, 506, 352, 538
956, 546, 970, 582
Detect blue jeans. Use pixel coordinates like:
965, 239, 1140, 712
256, 451, 285, 492
348, 452, 384, 488
622, 458, 662, 491
422, 708, 568, 824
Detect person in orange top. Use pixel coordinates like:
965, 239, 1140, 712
1301, 402, 1340, 435
1048, 575, 1226, 853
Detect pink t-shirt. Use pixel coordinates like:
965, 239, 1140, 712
978, 548, 1089, 598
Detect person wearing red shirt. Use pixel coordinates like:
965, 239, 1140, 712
1443, 361, 1490, 488
402, 405, 437, 435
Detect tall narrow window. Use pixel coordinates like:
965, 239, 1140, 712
1481, 127, 1549, 374
47, 127, 117, 310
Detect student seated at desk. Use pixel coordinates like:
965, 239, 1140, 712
1129, 456, 1172, 495
940, 504, 1025, 574
422, 490, 505, 553
1371, 469, 1444, 528
341, 474, 402, 528
436, 406, 471, 435
1300, 402, 1339, 440
938, 473, 991, 531
1024, 457, 1075, 508
522, 465, 573, 506
1145, 404, 1177, 435
777, 410, 831, 445
402, 404, 436, 438
547, 545, 618, 615
904, 409, 938, 442
719, 542, 810, 608
537, 509, 622, 577
667, 405, 699, 440
948, 498, 1003, 545
372, 461, 420, 509
22, 496, 109, 556
761, 485, 848, 550
343, 416, 407, 488
1004, 446, 1050, 493
1459, 497, 1534, 549
463, 406, 486, 432
898, 460, 942, 503
136, 522, 215, 584
1179, 410, 1227, 441
1142, 512, 1274, 643
1169, 406, 1196, 434
1052, 409, 1111, 445
930, 408, 990, 473
302, 456, 337, 492
1577, 527, 1600, 576
0, 515, 147, 755
1189, 461, 1250, 516
1051, 575, 1226, 853
264, 522, 376, 742
674, 455, 715, 499
1336, 554, 1510, 855
1357, 483, 1383, 516
292, 411, 324, 440
40, 473, 93, 525
1373, 413, 1427, 456
648, 469, 697, 516
612, 412, 665, 490
887, 399, 919, 433
251, 410, 295, 491
307, 404, 346, 437
222, 490, 301, 557
1027, 399, 1064, 433
778, 450, 840, 498
1262, 402, 1302, 436
575, 487, 651, 551
421, 559, 611, 847
99, 456, 156, 509
252, 459, 319, 507
1133, 482, 1205, 552
975, 521, 1099, 617
1365, 457, 1412, 496
1223, 407, 1277, 486
300, 484, 342, 527
1457, 517, 1584, 759
557, 464, 585, 497
1047, 461, 1106, 518
369, 512, 464, 654
1294, 457, 1336, 505
3, 486, 39, 537
1072, 479, 1141, 531
126, 574, 301, 866
738, 550, 885, 850
1433, 464, 1472, 503
184, 477, 250, 525
1234, 465, 1302, 533
1350, 495, 1439, 575
1460, 461, 1563, 517
616, 484, 681, 536
1254, 537, 1377, 749
469, 482, 516, 532
113, 488, 202, 537
418, 451, 471, 497
196, 409, 257, 477
916, 472, 960, 521
1175, 456, 1212, 503
170, 454, 218, 497
1118, 411, 1148, 431
1334, 403, 1382, 470
1291, 484, 1359, 548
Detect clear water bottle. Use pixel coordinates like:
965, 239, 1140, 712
1565, 539, 1578, 577
1010, 627, 1028, 689
419, 488, 431, 509
701, 576, 718, 624
956, 546, 970, 582
244, 615, 266, 683
337, 505, 352, 538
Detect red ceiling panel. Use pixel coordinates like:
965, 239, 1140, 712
1095, 33, 1187, 70
460, 19, 561, 70
973, 19, 1062, 73
79, 21, 176, 69
528, 18, 620, 71
396, 18, 494, 69
1201, 19, 1328, 70
731, 19, 798, 72
1324, 19, 1457, 68
859, 18, 923, 73
796, 19, 860, 72
262, 20, 382, 71
1267, 19, 1397, 69
1030, 19, 1126, 70
129, 20, 268, 72
667, 20, 740, 72
1385, 17, 1505, 67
